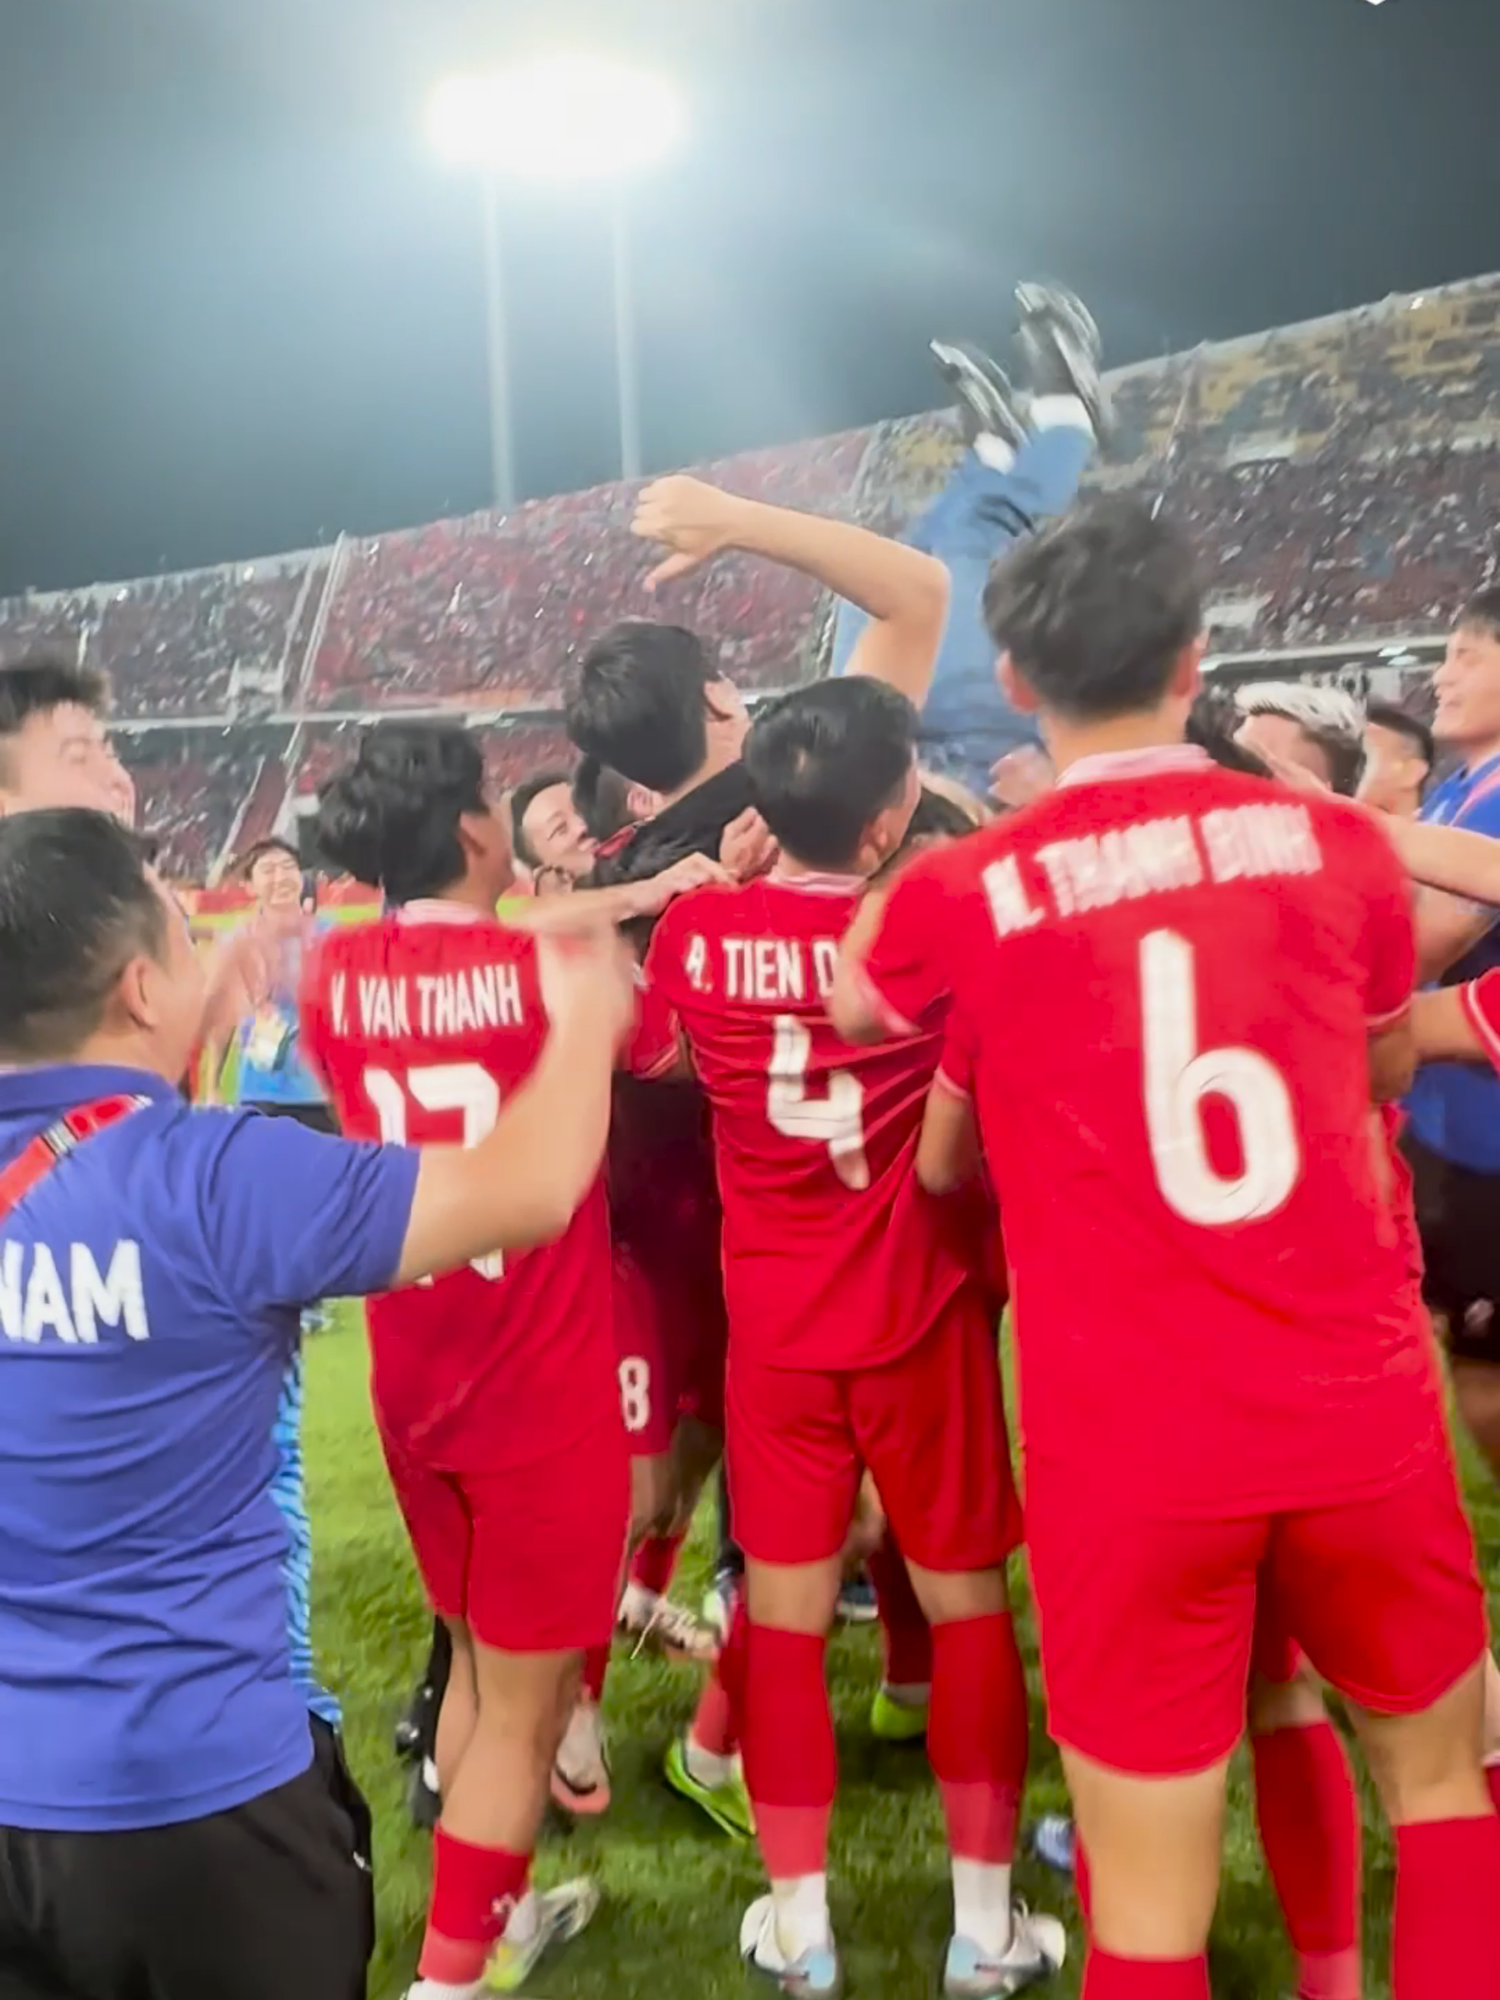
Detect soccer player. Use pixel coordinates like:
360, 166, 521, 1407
642, 676, 1062, 1997
833, 496, 1500, 2000
1232, 681, 1366, 795
509, 767, 598, 892
567, 478, 951, 1673
1361, 702, 1435, 820
0, 807, 627, 2000
302, 723, 666, 1999
830, 282, 1106, 798
0, 653, 136, 822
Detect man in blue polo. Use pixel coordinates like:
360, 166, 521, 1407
0, 807, 628, 2000
1404, 585, 1500, 1488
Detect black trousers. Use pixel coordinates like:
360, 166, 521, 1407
0, 1719, 373, 2000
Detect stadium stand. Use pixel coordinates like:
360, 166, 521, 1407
4, 274, 1497, 877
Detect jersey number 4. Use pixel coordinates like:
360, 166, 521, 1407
766, 1015, 870, 1190
364, 1063, 504, 1280
1141, 929, 1300, 1227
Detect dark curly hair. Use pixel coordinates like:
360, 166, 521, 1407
315, 723, 487, 904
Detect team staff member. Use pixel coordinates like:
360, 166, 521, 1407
201, 837, 332, 1125
0, 809, 630, 2000
1402, 589, 1500, 1486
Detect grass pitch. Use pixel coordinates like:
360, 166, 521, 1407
304, 1307, 1500, 2000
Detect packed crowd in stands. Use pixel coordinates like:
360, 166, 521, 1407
115, 725, 274, 878
3, 274, 1498, 877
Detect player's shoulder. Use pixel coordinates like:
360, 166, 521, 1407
652, 875, 756, 942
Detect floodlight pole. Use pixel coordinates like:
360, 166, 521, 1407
479, 169, 518, 512
611, 185, 642, 482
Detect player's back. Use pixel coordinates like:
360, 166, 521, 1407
303, 906, 612, 1469
901, 749, 1441, 1511
649, 872, 972, 1370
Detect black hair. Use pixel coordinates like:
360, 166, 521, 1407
509, 768, 576, 870
0, 655, 109, 780
744, 678, 916, 872
1185, 692, 1273, 778
315, 723, 487, 903
1366, 701, 1435, 772
1456, 585, 1500, 642
238, 835, 301, 882
983, 496, 1203, 722
566, 622, 719, 793
0, 809, 165, 1060
572, 755, 635, 844
906, 784, 985, 845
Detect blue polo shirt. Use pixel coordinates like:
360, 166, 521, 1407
0, 1065, 419, 1832
1406, 750, 1500, 1174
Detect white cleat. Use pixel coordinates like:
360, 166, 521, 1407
739, 1895, 843, 1999
943, 1901, 1068, 1997
482, 1877, 599, 1993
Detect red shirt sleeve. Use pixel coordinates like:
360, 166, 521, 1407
856, 854, 958, 1036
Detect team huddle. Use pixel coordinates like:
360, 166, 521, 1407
4, 279, 1500, 2000
281, 463, 1500, 2000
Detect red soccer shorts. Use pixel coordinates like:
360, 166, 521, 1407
726, 1291, 1023, 1571
1026, 1443, 1487, 1777
612, 1246, 673, 1458
379, 1410, 630, 1654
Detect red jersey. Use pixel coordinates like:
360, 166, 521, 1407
301, 901, 615, 1472
859, 745, 1440, 1515
1460, 970, 1500, 1074
645, 869, 975, 1370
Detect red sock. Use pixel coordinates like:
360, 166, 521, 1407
1486, 1763, 1500, 1814
868, 1538, 932, 1688
419, 1827, 530, 1984
1392, 1815, 1500, 2000
1252, 1722, 1361, 2000
691, 1595, 746, 1757
628, 1529, 686, 1597
927, 1612, 1027, 1863
580, 1642, 610, 1705
740, 1622, 835, 1879
1082, 1949, 1210, 1998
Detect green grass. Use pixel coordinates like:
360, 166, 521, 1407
304, 1308, 1500, 2000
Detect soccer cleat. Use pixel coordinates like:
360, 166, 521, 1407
617, 1584, 719, 1662
1013, 281, 1109, 439
835, 1572, 879, 1625
664, 1733, 755, 1839
943, 1903, 1068, 1997
930, 341, 1028, 456
740, 1895, 842, 1999
406, 1755, 441, 1832
869, 1684, 930, 1743
551, 1698, 611, 1818
702, 1567, 738, 1643
482, 1878, 600, 1993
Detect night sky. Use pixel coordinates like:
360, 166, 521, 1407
1, 0, 1497, 597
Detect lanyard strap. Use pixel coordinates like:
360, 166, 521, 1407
0, 1095, 149, 1227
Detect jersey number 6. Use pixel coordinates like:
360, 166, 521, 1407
1141, 928, 1300, 1228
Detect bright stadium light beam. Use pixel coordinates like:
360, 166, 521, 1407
429, 55, 687, 505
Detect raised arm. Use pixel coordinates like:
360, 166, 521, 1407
632, 475, 950, 709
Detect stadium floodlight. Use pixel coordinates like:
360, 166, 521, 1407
429, 56, 688, 506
